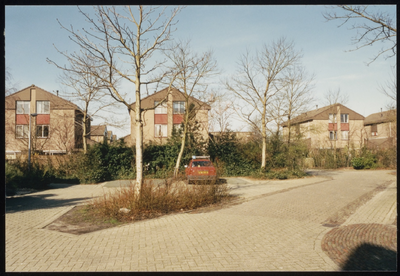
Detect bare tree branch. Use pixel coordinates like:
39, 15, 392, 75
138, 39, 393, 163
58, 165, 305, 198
324, 5, 396, 65
323, 87, 349, 106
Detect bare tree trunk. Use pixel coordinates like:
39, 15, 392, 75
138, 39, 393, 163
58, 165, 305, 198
82, 116, 88, 154
174, 106, 189, 178
174, 128, 187, 177
261, 105, 267, 169
135, 83, 143, 194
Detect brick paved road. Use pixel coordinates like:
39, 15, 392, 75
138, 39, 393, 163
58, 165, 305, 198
5, 169, 396, 271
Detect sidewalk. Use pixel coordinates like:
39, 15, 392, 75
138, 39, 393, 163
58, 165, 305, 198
343, 180, 397, 225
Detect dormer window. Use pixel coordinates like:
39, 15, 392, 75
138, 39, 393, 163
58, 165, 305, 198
371, 124, 378, 136
37, 101, 50, 114
154, 101, 167, 114
329, 113, 337, 123
341, 114, 349, 123
173, 101, 185, 114
16, 101, 30, 114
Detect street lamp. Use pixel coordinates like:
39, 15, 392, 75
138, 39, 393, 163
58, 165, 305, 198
28, 113, 38, 171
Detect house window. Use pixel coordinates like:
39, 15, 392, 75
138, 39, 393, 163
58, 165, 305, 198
16, 125, 29, 138
295, 124, 300, 134
16, 101, 30, 114
37, 125, 49, 138
329, 131, 337, 140
329, 113, 337, 123
37, 101, 50, 114
341, 131, 349, 140
173, 102, 185, 114
154, 101, 167, 114
341, 113, 349, 123
155, 124, 167, 137
371, 124, 378, 136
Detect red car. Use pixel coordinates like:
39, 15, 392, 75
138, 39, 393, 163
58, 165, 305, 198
185, 156, 217, 184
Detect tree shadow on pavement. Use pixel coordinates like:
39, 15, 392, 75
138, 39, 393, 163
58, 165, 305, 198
341, 243, 397, 271
5, 193, 93, 213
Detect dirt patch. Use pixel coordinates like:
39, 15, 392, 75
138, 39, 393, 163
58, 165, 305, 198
45, 205, 127, 235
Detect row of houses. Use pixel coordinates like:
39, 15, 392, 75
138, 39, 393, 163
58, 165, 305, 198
281, 103, 396, 150
5, 84, 396, 159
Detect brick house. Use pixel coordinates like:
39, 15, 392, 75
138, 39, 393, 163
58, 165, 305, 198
5, 85, 88, 158
282, 103, 365, 149
128, 88, 210, 145
88, 125, 107, 145
364, 109, 397, 149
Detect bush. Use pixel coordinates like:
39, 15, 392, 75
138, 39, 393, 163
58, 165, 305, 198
351, 151, 378, 170
88, 179, 230, 222
72, 142, 135, 183
208, 132, 259, 176
251, 168, 307, 180
5, 160, 56, 195
351, 157, 365, 170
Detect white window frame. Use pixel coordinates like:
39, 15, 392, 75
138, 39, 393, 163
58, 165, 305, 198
329, 113, 337, 123
154, 101, 167, 114
16, 101, 30, 114
341, 130, 349, 140
37, 101, 50, 114
329, 131, 337, 140
154, 124, 167, 137
37, 125, 50, 138
16, 125, 29, 138
173, 101, 185, 114
341, 113, 349, 123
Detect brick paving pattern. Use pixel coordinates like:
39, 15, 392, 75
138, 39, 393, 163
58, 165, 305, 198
5, 169, 396, 272
321, 224, 397, 270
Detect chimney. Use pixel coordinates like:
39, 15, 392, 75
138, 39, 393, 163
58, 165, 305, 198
30, 85, 37, 114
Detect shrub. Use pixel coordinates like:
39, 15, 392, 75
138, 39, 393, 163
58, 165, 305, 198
208, 132, 259, 176
352, 157, 365, 170
88, 179, 231, 222
72, 142, 135, 183
5, 159, 56, 194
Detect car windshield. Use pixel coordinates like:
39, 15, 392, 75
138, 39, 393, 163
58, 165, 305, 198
192, 161, 212, 167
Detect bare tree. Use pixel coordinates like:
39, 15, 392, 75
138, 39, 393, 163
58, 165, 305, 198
225, 38, 302, 169
278, 65, 315, 145
209, 91, 234, 134
48, 6, 182, 193
49, 113, 76, 153
324, 5, 397, 64
5, 67, 19, 96
164, 40, 218, 177
323, 87, 349, 106
52, 53, 119, 154
379, 67, 396, 110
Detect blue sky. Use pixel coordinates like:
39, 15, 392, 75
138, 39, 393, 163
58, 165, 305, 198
5, 5, 396, 138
